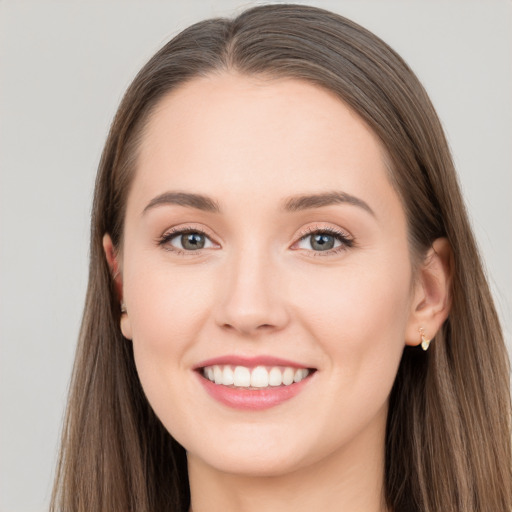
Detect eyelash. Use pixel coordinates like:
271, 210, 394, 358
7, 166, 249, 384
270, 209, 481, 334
157, 224, 354, 257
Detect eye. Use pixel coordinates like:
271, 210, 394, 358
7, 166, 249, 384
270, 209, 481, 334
158, 224, 354, 257
293, 226, 354, 256
158, 226, 217, 254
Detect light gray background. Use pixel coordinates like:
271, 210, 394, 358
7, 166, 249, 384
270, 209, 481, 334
1, 1, 511, 511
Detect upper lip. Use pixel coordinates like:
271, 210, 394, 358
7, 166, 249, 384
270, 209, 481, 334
193, 355, 315, 370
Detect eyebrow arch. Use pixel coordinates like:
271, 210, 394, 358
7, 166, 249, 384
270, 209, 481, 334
143, 192, 221, 215
142, 190, 374, 217
282, 191, 375, 216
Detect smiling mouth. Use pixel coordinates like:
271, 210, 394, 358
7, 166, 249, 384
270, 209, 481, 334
200, 364, 316, 389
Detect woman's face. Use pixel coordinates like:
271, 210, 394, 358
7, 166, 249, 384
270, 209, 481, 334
115, 73, 420, 476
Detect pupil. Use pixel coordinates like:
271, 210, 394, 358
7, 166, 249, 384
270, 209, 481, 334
182, 233, 205, 250
312, 234, 334, 251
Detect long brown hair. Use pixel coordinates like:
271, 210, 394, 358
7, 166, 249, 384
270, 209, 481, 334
51, 4, 512, 511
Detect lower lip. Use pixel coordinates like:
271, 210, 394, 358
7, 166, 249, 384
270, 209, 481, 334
197, 372, 314, 410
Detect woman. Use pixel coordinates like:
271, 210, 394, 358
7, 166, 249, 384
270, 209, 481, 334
50, 4, 512, 511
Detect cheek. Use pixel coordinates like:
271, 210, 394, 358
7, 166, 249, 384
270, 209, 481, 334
125, 264, 218, 440
282, 258, 412, 448
126, 259, 213, 346
122, 255, 215, 400
291, 256, 412, 380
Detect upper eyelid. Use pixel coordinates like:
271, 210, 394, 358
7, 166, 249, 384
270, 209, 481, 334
298, 225, 351, 238
161, 224, 352, 242
163, 224, 217, 240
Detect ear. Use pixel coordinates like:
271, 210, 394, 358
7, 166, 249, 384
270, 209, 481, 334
405, 238, 453, 347
102, 233, 132, 340
103, 233, 123, 300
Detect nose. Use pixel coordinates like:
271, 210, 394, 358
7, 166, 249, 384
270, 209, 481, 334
214, 244, 290, 337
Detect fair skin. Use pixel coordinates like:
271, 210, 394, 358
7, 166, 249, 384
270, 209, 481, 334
104, 73, 451, 512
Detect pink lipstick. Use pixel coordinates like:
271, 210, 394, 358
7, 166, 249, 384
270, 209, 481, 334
194, 355, 316, 410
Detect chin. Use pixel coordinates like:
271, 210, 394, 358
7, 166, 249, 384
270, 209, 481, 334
181, 420, 344, 480
189, 445, 310, 478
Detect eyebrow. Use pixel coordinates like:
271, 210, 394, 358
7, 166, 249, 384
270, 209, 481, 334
142, 190, 375, 216
143, 192, 221, 214
282, 191, 375, 216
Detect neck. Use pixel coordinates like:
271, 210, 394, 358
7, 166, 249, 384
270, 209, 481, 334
187, 408, 389, 512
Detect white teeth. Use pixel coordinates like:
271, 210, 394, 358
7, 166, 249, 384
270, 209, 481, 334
203, 364, 311, 388
222, 366, 234, 386
282, 367, 294, 386
233, 366, 251, 387
213, 365, 223, 385
269, 367, 283, 386
251, 366, 269, 388
293, 368, 309, 383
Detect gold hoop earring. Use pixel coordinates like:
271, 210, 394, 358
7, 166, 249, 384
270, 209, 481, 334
419, 327, 431, 351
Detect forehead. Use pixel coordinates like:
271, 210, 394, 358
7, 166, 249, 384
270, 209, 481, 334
130, 72, 398, 219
